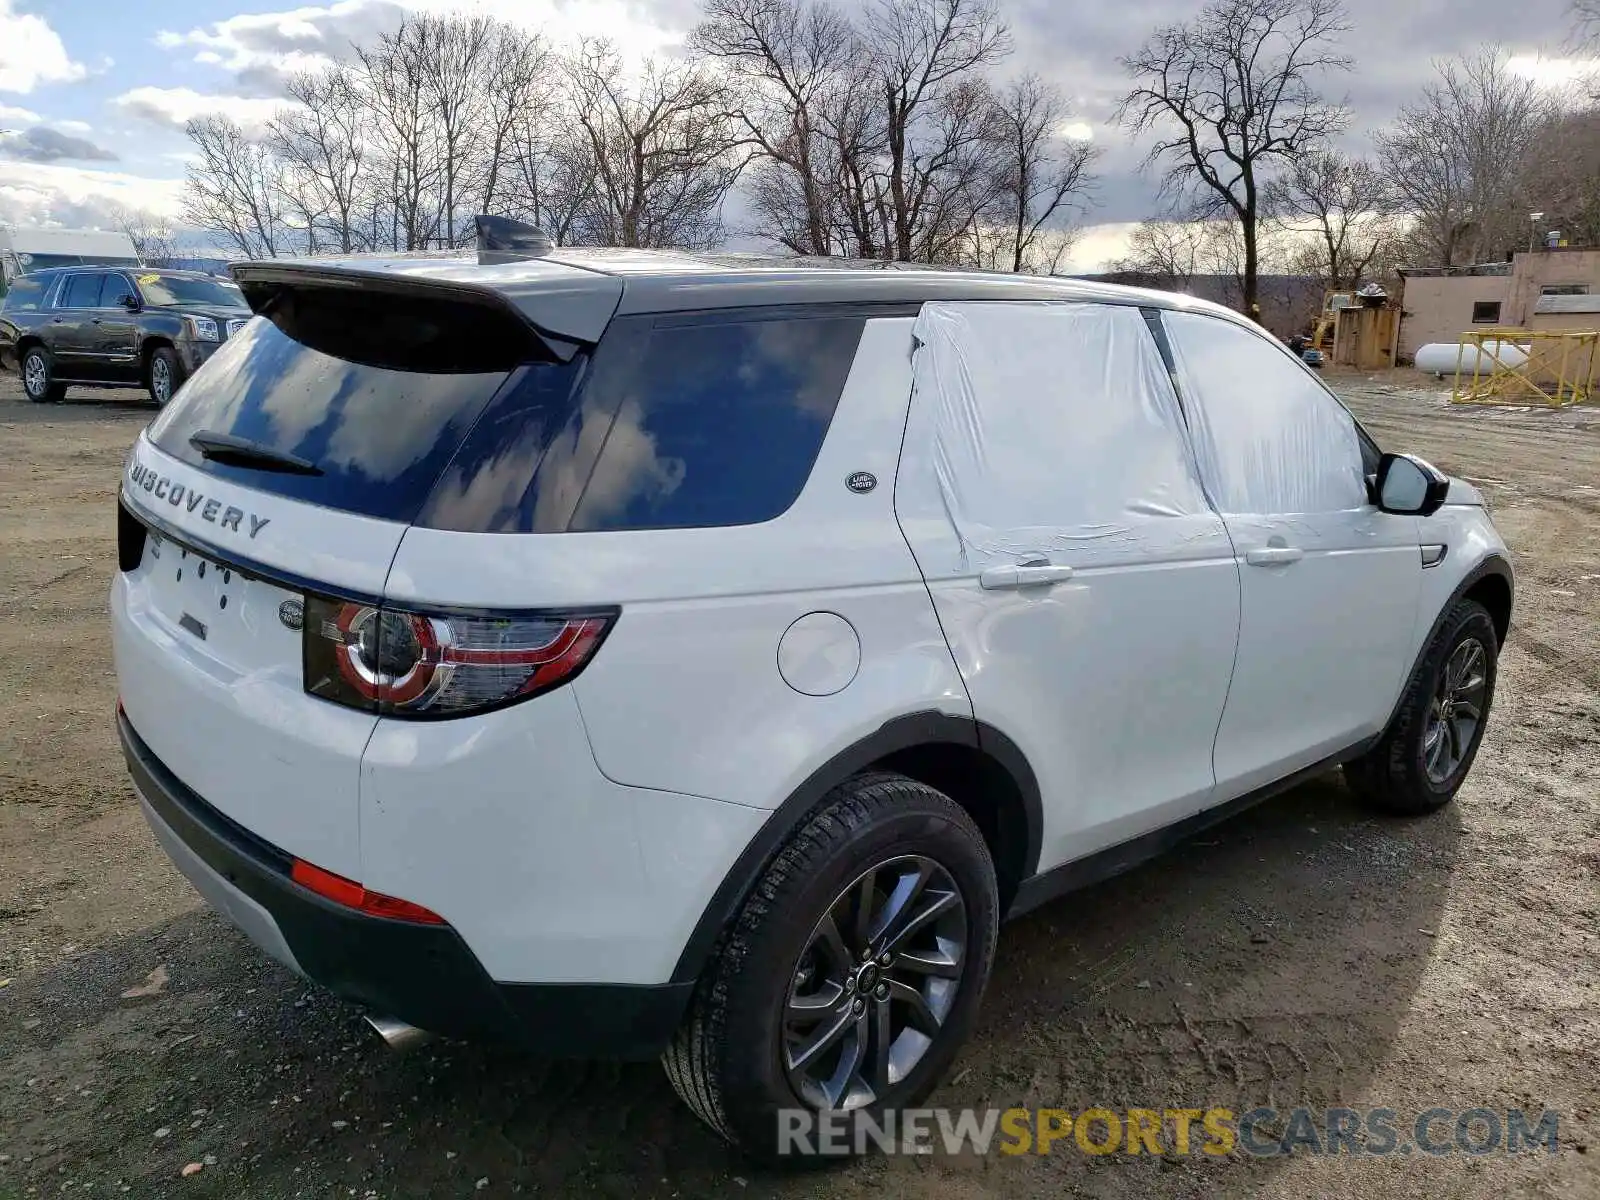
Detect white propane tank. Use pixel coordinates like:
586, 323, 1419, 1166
1414, 340, 1529, 376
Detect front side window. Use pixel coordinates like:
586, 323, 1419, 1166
906, 300, 1213, 563
60, 273, 104, 309
1161, 310, 1367, 515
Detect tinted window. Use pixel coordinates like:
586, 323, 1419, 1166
1, 276, 46, 312
147, 316, 569, 524
140, 274, 246, 308
1161, 311, 1366, 514
61, 274, 104, 308
567, 314, 863, 532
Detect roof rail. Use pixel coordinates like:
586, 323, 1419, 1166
475, 214, 553, 265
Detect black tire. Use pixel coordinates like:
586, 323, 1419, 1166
1345, 598, 1499, 815
21, 345, 65, 404
147, 346, 183, 407
663, 772, 998, 1163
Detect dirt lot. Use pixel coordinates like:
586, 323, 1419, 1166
1, 371, 1597, 1199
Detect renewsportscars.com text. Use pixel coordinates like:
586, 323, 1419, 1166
777, 1106, 1562, 1158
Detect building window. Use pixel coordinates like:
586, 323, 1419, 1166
1471, 301, 1502, 323
1540, 284, 1589, 296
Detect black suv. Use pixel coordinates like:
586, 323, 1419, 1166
0, 267, 251, 406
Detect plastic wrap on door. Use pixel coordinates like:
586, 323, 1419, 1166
908, 301, 1212, 566
1160, 310, 1367, 516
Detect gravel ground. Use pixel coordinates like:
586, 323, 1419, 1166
1, 370, 1597, 1199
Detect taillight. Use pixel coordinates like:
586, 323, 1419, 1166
290, 859, 446, 924
303, 595, 614, 718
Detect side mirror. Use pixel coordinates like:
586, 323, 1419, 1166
1375, 452, 1449, 517
117, 293, 141, 311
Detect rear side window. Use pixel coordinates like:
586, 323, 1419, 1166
147, 315, 576, 524
1, 276, 45, 311
568, 314, 864, 532
61, 273, 104, 309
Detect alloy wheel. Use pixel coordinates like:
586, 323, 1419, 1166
782, 855, 967, 1111
1424, 636, 1487, 784
151, 358, 172, 404
24, 353, 47, 397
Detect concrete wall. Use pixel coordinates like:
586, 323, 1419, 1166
1508, 249, 1600, 327
1398, 276, 1510, 361
1400, 249, 1600, 362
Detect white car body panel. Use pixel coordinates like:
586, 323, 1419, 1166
385, 318, 970, 813
359, 687, 767, 984
1208, 508, 1423, 798
114, 437, 409, 880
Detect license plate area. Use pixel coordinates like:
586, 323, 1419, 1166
139, 532, 301, 668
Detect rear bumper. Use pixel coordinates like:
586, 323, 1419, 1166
119, 712, 692, 1058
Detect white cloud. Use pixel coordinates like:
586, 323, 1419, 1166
55, 118, 91, 136
0, 0, 87, 93
158, 0, 684, 86
1059, 121, 1095, 142
112, 87, 289, 135
0, 101, 39, 126
0, 161, 183, 228
1506, 54, 1600, 90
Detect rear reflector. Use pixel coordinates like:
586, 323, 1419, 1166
290, 859, 447, 925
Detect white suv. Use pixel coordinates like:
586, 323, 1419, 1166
112, 234, 1513, 1159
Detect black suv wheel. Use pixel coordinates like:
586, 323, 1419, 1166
1345, 597, 1500, 814
21, 345, 66, 404
663, 772, 998, 1161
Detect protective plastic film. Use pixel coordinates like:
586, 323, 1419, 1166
1161, 310, 1366, 516
907, 301, 1213, 566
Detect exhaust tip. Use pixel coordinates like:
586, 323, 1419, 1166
364, 1013, 434, 1053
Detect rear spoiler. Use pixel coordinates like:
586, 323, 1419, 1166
229, 248, 621, 365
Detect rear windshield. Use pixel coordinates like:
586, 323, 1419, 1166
147, 315, 577, 524
148, 305, 863, 532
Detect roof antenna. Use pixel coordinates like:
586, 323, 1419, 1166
475, 214, 553, 265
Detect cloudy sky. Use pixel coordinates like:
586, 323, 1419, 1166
0, 0, 1593, 270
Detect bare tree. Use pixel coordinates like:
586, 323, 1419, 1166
356, 19, 446, 250
565, 39, 742, 249
476, 24, 556, 220
1119, 0, 1351, 316
107, 204, 180, 266
1376, 49, 1548, 267
864, 0, 1011, 261
1108, 218, 1217, 290
183, 115, 287, 259
1266, 149, 1394, 287
1520, 104, 1600, 248
693, 0, 859, 255
986, 74, 1098, 273
268, 69, 368, 252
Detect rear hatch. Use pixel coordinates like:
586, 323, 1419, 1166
114, 266, 614, 877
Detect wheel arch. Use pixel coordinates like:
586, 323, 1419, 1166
668, 711, 1042, 986
1378, 552, 1514, 737
141, 336, 176, 380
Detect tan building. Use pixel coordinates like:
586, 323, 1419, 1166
1397, 248, 1600, 362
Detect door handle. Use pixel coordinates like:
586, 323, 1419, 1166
1245, 546, 1304, 567
979, 562, 1075, 590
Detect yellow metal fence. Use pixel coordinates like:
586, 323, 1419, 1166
1450, 329, 1600, 407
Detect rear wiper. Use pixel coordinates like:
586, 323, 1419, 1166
188, 431, 323, 476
